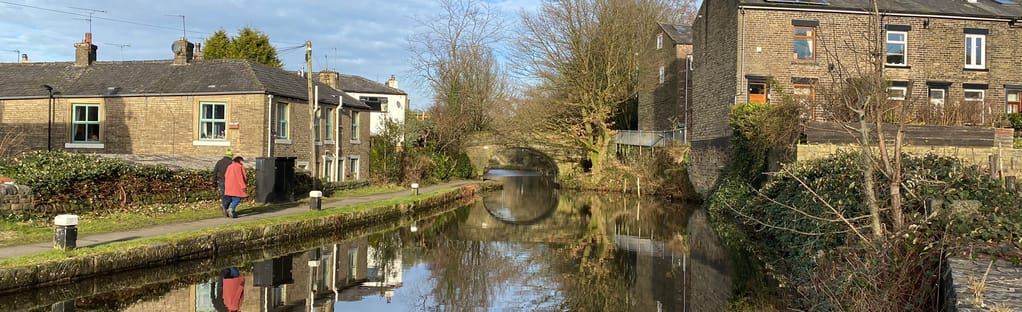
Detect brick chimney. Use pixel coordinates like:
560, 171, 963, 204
318, 70, 339, 89
74, 33, 97, 66
385, 75, 398, 89
19, 54, 28, 63
172, 38, 195, 65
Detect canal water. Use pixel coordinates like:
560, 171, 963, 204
6, 173, 733, 312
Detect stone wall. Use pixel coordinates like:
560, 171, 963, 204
0, 184, 33, 216
798, 144, 1022, 178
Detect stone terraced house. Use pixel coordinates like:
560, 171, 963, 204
687, 0, 1022, 194
0, 34, 375, 182
639, 23, 693, 133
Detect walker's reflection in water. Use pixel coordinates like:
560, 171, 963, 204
9, 174, 733, 312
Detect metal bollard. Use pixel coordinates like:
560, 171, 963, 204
309, 191, 322, 210
54, 214, 79, 251
411, 183, 420, 196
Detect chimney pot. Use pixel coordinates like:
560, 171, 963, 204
85, 32, 92, 44
20, 54, 28, 63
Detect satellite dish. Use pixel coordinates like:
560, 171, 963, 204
172, 41, 187, 55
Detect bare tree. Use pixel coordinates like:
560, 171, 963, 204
407, 0, 510, 151
513, 0, 679, 175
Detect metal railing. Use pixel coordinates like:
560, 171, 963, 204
615, 129, 687, 147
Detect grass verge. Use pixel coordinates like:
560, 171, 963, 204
0, 185, 461, 269
0, 184, 406, 248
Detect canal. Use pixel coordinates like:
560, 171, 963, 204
5, 173, 733, 311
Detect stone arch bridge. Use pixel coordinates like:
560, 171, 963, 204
462, 132, 580, 177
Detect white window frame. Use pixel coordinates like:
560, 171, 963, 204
929, 88, 946, 108
348, 156, 360, 180
197, 102, 227, 141
350, 111, 360, 143
964, 89, 986, 123
323, 107, 334, 143
275, 102, 290, 143
885, 31, 907, 66
656, 33, 663, 50
887, 86, 907, 100
965, 34, 986, 70
314, 108, 322, 144
322, 155, 333, 180
658, 65, 665, 84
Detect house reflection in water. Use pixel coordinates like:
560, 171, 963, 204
170, 237, 378, 312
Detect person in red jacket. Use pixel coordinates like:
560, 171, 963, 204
221, 267, 245, 312
222, 156, 247, 218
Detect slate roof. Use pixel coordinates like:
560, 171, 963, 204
660, 23, 693, 45
337, 74, 407, 95
0, 59, 370, 110
744, 0, 1022, 19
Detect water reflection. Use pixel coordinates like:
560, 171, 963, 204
3, 176, 734, 312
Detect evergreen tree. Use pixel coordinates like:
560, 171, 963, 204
203, 27, 283, 68
203, 30, 231, 59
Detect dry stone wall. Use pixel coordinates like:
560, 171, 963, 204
0, 184, 33, 216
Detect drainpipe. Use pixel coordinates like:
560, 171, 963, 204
267, 94, 274, 157
739, 7, 747, 105
334, 104, 340, 182
685, 55, 691, 143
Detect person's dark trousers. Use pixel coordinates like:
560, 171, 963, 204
219, 180, 230, 216
217, 180, 229, 215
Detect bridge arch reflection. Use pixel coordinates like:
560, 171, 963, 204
481, 171, 559, 225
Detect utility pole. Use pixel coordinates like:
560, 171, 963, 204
306, 40, 318, 191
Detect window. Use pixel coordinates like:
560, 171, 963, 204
71, 104, 101, 143
276, 102, 289, 139
348, 248, 358, 277
323, 156, 333, 179
929, 88, 946, 108
197, 102, 226, 141
314, 109, 321, 142
656, 33, 663, 50
349, 157, 360, 180
324, 107, 334, 141
793, 26, 816, 61
965, 89, 986, 123
793, 84, 818, 120
359, 96, 387, 113
1007, 90, 1022, 114
965, 34, 986, 69
886, 31, 907, 66
658, 65, 665, 84
350, 111, 360, 142
887, 86, 907, 100
748, 82, 768, 104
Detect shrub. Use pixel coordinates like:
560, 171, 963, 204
0, 151, 216, 217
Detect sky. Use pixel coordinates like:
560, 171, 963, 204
0, 0, 541, 111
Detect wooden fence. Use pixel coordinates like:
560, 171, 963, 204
804, 121, 1014, 148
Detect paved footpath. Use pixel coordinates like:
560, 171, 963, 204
0, 181, 472, 260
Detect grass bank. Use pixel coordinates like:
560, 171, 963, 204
0, 182, 496, 295
0, 185, 404, 248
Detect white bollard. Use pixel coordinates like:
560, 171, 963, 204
309, 191, 322, 210
54, 214, 79, 251
411, 183, 420, 195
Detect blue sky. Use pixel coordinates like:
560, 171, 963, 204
0, 0, 540, 111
